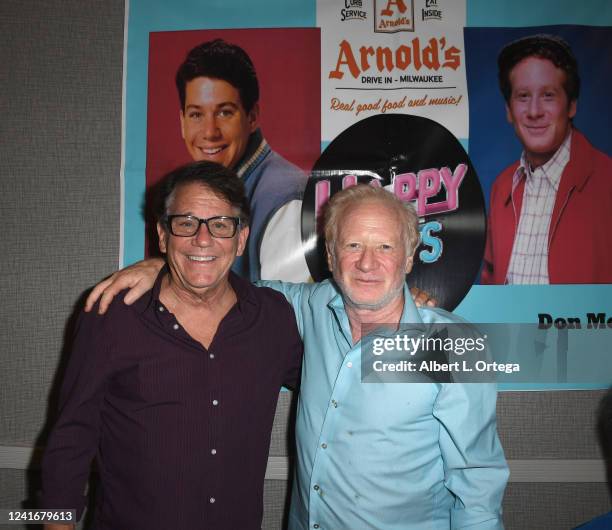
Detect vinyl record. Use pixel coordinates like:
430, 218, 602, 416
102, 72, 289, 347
301, 113, 486, 311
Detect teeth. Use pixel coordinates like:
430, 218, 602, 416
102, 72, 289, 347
188, 256, 215, 262
201, 147, 224, 154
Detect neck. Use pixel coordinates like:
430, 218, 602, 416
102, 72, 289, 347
345, 291, 405, 344
160, 273, 236, 315
159, 273, 237, 350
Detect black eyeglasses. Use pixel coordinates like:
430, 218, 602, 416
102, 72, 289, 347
165, 215, 241, 238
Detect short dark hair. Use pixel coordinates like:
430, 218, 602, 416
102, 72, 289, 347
156, 161, 250, 228
175, 39, 259, 113
498, 34, 580, 103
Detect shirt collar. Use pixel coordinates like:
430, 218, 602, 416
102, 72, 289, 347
326, 281, 424, 339
234, 128, 270, 179
513, 129, 572, 192
135, 265, 258, 315
399, 283, 423, 324
133, 265, 167, 315
326, 282, 345, 313
227, 270, 259, 312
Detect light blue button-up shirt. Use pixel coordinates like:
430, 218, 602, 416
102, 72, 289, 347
262, 279, 508, 530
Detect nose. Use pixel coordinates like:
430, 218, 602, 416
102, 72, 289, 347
356, 247, 377, 272
200, 113, 220, 139
526, 97, 544, 119
193, 222, 214, 246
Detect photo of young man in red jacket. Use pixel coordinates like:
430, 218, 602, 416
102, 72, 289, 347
481, 34, 612, 285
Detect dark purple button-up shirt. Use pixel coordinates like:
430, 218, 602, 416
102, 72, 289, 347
40, 270, 302, 529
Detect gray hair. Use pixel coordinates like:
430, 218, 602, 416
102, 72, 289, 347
323, 184, 420, 257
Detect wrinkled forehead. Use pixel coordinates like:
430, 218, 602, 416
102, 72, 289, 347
337, 200, 405, 240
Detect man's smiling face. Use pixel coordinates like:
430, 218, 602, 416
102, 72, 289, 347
327, 200, 413, 311
506, 56, 576, 168
157, 182, 248, 297
180, 76, 259, 169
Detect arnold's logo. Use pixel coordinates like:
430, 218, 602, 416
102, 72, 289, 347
341, 0, 367, 22
374, 0, 415, 33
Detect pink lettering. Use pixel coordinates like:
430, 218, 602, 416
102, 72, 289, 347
392, 163, 467, 215
393, 172, 417, 202
439, 164, 466, 211
342, 174, 358, 188
315, 180, 331, 231
417, 168, 441, 216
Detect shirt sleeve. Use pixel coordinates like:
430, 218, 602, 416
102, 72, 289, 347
259, 200, 312, 282
40, 309, 113, 520
255, 280, 308, 338
432, 382, 509, 529
280, 299, 304, 391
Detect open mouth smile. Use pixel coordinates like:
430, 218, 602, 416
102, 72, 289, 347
188, 255, 216, 262
198, 146, 226, 156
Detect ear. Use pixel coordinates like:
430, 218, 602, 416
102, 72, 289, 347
236, 225, 250, 257
157, 222, 168, 254
404, 254, 414, 275
326, 242, 335, 272
568, 99, 577, 120
179, 109, 186, 140
247, 102, 260, 133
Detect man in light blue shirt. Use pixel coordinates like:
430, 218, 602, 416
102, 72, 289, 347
86, 184, 508, 529
265, 185, 508, 530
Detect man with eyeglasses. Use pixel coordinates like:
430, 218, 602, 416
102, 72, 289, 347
39, 161, 303, 530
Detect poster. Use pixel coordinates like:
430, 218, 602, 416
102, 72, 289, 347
318, 0, 468, 140
121, 0, 612, 389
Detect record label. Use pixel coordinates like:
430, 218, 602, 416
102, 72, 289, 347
301, 114, 486, 310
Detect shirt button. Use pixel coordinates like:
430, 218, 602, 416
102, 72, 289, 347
212, 399, 219, 406
331, 400, 338, 408
173, 323, 179, 330
313, 524, 320, 529
158, 306, 164, 312
209, 353, 215, 359
321, 443, 327, 449
347, 361, 353, 368
211, 449, 217, 455
209, 497, 215, 504
313, 484, 320, 491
